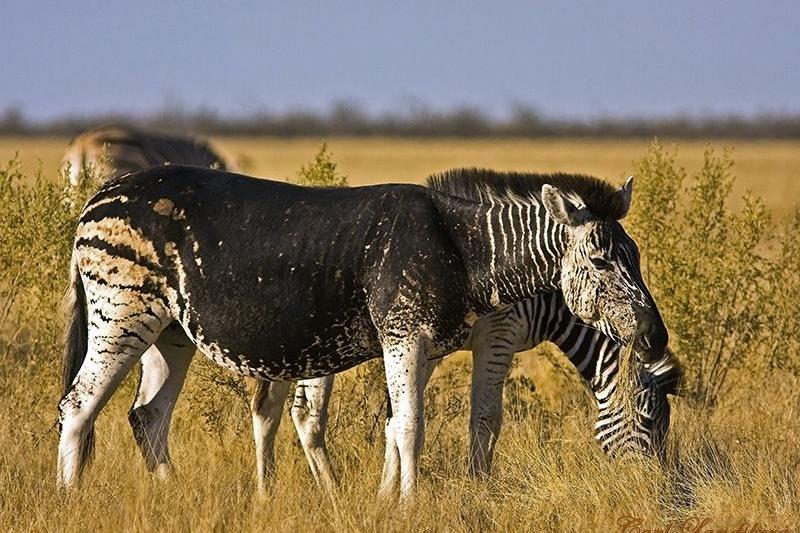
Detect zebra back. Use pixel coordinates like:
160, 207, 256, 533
63, 124, 230, 187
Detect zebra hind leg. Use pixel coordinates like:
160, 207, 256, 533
128, 322, 194, 479
57, 313, 167, 488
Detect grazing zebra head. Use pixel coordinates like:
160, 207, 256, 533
62, 124, 229, 188
470, 291, 681, 472
542, 178, 667, 362
514, 291, 681, 457
429, 169, 668, 362
594, 351, 682, 458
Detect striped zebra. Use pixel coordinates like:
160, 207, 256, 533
250, 291, 681, 494
466, 291, 679, 468
62, 124, 229, 188
57, 166, 667, 499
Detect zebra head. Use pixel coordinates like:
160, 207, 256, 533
541, 177, 668, 363
594, 350, 682, 459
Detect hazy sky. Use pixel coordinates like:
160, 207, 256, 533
2, 1, 799, 120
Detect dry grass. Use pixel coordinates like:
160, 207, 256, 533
1, 354, 798, 532
0, 137, 798, 531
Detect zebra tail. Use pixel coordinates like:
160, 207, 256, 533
60, 254, 94, 461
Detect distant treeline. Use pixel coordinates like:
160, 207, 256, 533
2, 102, 800, 138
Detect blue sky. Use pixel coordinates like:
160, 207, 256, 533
2, 1, 799, 120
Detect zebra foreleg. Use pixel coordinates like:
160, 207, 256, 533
128, 322, 194, 479
380, 335, 430, 501
379, 358, 437, 495
291, 376, 337, 494
379, 409, 400, 497
469, 348, 514, 477
250, 379, 291, 496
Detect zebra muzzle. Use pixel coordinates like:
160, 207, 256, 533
632, 311, 668, 363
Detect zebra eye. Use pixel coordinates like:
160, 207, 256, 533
590, 256, 613, 270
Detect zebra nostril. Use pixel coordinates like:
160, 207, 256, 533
634, 311, 668, 362
634, 333, 650, 351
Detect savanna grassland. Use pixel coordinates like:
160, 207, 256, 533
0, 137, 798, 532
3, 136, 800, 216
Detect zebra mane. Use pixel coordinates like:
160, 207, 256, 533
426, 168, 629, 221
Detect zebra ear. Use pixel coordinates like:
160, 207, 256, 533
617, 176, 633, 218
541, 184, 586, 227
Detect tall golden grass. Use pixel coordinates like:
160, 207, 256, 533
1, 358, 797, 531
0, 140, 798, 531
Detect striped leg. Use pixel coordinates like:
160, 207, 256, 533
469, 348, 513, 476
57, 306, 169, 487
251, 379, 291, 496
466, 305, 529, 477
291, 376, 337, 493
128, 322, 194, 478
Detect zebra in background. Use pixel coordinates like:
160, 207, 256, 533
57, 165, 667, 498
250, 290, 681, 494
62, 124, 230, 188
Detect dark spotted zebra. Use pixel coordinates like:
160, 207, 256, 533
249, 290, 681, 494
62, 124, 229, 188
57, 166, 667, 499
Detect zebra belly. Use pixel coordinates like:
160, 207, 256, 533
183, 304, 384, 381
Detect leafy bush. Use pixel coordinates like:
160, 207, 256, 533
629, 142, 800, 406
0, 156, 101, 369
294, 142, 348, 187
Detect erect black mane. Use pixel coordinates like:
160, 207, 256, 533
426, 167, 628, 221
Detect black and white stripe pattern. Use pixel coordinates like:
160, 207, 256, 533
466, 291, 680, 474
429, 169, 668, 363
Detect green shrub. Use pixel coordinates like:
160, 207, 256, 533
294, 142, 348, 187
629, 142, 800, 407
0, 155, 99, 370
